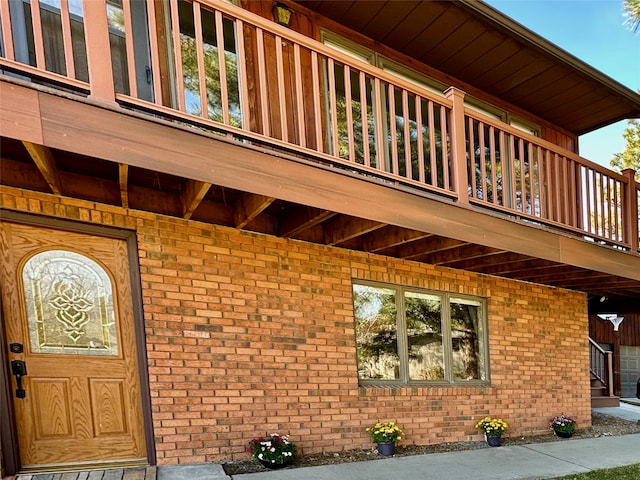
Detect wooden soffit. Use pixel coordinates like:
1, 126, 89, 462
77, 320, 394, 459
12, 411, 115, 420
297, 0, 640, 135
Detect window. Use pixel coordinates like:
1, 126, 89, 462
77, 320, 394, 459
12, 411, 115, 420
320, 31, 450, 188
353, 281, 488, 384
7, 0, 153, 100
9, 0, 89, 81
173, 0, 242, 126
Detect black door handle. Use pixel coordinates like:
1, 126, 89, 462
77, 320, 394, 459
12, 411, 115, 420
11, 360, 27, 399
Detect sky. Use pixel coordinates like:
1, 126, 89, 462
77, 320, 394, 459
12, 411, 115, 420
485, 0, 639, 169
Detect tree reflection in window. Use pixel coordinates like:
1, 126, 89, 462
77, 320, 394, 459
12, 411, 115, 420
177, 0, 242, 127
353, 282, 487, 384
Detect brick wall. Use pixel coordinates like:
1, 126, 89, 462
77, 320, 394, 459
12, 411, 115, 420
1, 186, 592, 465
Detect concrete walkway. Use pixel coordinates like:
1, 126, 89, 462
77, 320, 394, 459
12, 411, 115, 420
594, 398, 640, 422
230, 434, 640, 480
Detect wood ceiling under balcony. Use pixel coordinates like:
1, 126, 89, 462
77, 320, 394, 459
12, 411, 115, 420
2, 129, 639, 304
297, 0, 640, 135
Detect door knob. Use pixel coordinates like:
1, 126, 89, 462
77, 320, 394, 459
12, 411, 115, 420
11, 360, 27, 399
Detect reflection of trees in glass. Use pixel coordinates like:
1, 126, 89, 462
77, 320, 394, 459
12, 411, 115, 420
450, 300, 481, 381
330, 64, 448, 188
391, 89, 448, 188
333, 67, 378, 167
177, 1, 242, 127
353, 285, 399, 380
354, 284, 485, 383
106, 1, 129, 94
466, 119, 541, 216
405, 293, 444, 380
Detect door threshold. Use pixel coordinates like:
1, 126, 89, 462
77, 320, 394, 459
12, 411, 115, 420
17, 458, 149, 475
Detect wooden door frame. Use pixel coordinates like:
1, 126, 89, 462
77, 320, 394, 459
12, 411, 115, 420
0, 210, 156, 475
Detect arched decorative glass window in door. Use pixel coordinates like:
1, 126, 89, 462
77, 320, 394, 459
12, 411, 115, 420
22, 250, 119, 355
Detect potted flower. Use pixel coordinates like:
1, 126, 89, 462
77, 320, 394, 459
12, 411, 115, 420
549, 414, 576, 438
366, 421, 404, 456
474, 417, 508, 447
247, 433, 296, 469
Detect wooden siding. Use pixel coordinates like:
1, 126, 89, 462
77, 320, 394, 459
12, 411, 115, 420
590, 313, 640, 347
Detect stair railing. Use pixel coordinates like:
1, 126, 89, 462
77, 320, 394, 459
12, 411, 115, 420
589, 338, 613, 397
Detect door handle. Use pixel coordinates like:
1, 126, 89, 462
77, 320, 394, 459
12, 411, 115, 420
11, 360, 27, 399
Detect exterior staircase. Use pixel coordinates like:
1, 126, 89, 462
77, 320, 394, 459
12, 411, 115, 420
590, 338, 619, 407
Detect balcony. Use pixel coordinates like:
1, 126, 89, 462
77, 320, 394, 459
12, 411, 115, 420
1, 0, 639, 299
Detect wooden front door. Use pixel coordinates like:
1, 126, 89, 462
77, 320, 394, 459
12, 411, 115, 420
0, 221, 146, 471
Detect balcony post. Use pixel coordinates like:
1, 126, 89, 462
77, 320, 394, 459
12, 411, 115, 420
445, 87, 469, 204
83, 0, 116, 104
622, 168, 639, 252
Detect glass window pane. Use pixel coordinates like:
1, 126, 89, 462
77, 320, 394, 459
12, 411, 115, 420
177, 2, 241, 125
450, 297, 484, 381
353, 284, 399, 380
405, 291, 444, 381
40, 2, 67, 76
22, 250, 118, 356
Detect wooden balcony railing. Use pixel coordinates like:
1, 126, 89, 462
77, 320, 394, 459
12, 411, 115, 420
1, 0, 638, 253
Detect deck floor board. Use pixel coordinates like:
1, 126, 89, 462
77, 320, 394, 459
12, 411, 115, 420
17, 467, 156, 480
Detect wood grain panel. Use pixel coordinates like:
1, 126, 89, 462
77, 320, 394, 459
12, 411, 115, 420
381, 2, 445, 51
357, 2, 415, 38
412, 7, 466, 62
591, 313, 640, 347
0, 82, 43, 143
32, 379, 72, 438
91, 379, 128, 436
420, 20, 480, 68
460, 38, 522, 84
443, 31, 504, 75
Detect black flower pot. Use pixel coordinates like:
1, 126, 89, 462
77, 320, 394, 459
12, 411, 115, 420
377, 442, 396, 456
554, 430, 573, 438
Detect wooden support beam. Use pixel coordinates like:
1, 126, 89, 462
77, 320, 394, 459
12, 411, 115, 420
323, 216, 385, 246
396, 236, 468, 260
234, 193, 275, 228
517, 267, 598, 282
278, 206, 336, 237
448, 252, 534, 271
422, 245, 503, 265
182, 179, 211, 219
119, 163, 129, 208
362, 227, 431, 253
22, 141, 61, 194
477, 259, 559, 276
